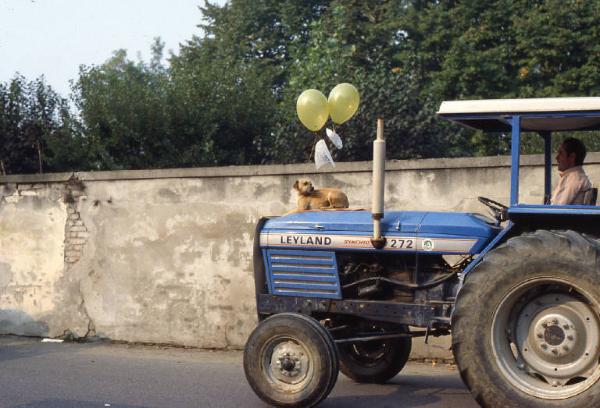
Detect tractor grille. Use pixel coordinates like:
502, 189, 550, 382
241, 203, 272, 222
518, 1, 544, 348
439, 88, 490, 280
265, 249, 341, 299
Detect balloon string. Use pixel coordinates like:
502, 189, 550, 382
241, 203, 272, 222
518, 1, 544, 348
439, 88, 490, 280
308, 135, 318, 162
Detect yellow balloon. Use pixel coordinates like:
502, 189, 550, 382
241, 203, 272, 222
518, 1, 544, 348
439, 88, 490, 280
328, 83, 360, 124
296, 89, 329, 132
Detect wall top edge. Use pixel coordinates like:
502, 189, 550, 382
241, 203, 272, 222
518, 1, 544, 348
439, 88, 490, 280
2, 153, 599, 184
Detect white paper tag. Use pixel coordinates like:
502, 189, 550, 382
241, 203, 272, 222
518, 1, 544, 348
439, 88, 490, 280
41, 338, 64, 343
326, 128, 343, 149
315, 139, 335, 169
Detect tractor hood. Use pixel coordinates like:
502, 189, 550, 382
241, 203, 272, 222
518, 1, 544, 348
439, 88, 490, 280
261, 210, 501, 254
264, 210, 498, 237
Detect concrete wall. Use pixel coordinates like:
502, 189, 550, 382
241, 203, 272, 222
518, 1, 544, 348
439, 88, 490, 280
2, 154, 600, 355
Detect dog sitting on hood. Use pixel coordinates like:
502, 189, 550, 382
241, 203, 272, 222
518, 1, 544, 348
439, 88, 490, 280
291, 179, 349, 213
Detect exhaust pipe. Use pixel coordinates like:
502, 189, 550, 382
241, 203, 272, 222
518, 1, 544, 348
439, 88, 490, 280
371, 118, 386, 249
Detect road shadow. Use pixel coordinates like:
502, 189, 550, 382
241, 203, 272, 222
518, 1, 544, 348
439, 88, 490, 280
10, 400, 153, 408
322, 372, 475, 408
0, 334, 109, 364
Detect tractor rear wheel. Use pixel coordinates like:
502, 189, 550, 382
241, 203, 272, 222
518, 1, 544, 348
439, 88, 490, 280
452, 230, 600, 408
338, 325, 412, 383
243, 313, 339, 408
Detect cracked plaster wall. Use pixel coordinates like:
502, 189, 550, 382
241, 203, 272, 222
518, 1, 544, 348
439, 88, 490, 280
1, 155, 600, 349
0, 182, 88, 337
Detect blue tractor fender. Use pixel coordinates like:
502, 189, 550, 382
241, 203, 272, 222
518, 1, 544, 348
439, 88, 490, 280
460, 221, 515, 277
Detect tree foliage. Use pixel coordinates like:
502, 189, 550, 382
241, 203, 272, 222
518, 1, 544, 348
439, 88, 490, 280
3, 0, 600, 173
74, 43, 175, 170
0, 75, 81, 174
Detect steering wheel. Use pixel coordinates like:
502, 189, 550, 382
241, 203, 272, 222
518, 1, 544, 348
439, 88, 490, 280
477, 196, 508, 223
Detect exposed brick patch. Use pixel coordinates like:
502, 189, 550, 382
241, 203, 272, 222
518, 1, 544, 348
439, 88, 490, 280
63, 175, 88, 265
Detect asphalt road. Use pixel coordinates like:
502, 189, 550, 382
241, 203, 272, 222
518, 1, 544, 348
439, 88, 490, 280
0, 336, 478, 408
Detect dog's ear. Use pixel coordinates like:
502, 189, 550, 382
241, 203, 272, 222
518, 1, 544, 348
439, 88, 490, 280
293, 179, 299, 190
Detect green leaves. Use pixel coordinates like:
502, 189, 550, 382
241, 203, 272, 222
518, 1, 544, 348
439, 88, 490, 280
74, 47, 175, 170
3, 0, 600, 173
0, 75, 80, 174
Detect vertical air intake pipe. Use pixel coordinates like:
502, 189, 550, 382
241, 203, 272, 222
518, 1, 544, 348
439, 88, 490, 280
371, 118, 386, 249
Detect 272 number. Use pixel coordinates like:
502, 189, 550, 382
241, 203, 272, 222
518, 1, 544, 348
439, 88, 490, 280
389, 239, 414, 249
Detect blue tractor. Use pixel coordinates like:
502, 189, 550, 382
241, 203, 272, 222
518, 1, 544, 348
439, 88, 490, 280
243, 98, 600, 408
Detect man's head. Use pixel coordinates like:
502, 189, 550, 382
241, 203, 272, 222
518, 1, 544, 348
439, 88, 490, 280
556, 137, 586, 171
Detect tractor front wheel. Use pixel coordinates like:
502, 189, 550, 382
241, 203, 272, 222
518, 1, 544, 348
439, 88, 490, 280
452, 230, 600, 408
243, 313, 339, 408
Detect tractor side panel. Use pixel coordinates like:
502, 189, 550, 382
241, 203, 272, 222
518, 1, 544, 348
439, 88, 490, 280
263, 249, 342, 299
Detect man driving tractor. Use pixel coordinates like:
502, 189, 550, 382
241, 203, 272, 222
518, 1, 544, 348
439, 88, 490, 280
551, 137, 592, 205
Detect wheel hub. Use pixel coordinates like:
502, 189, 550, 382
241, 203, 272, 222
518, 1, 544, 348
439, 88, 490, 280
269, 341, 309, 384
280, 356, 296, 372
543, 324, 565, 347
530, 313, 577, 359
516, 293, 600, 382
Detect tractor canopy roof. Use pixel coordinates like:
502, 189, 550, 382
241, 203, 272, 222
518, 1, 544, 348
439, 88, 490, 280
437, 97, 600, 132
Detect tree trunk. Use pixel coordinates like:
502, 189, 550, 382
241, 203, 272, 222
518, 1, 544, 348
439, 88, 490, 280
37, 141, 43, 174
